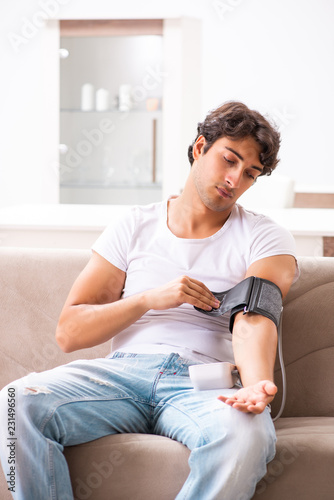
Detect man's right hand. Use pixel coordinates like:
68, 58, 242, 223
143, 275, 220, 312
56, 252, 218, 353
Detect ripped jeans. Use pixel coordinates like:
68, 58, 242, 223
0, 353, 276, 500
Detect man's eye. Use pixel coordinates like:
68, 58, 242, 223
246, 172, 255, 180
224, 156, 235, 164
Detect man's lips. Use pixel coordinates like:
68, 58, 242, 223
216, 186, 233, 199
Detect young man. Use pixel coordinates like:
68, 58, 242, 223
0, 101, 298, 499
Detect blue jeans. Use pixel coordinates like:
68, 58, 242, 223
0, 353, 276, 500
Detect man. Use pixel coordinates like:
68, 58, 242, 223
0, 101, 298, 499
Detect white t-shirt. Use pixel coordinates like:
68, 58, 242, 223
92, 200, 298, 363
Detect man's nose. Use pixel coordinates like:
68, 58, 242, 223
225, 167, 243, 188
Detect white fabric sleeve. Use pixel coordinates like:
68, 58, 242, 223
249, 215, 299, 270
91, 207, 137, 272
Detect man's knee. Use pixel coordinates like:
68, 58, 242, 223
233, 410, 276, 463
206, 405, 275, 455
1, 376, 53, 430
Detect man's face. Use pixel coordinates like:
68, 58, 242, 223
191, 135, 263, 213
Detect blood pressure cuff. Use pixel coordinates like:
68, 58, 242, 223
194, 276, 283, 333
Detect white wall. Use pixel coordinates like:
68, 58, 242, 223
1, 0, 334, 207
199, 0, 334, 191
0, 3, 60, 207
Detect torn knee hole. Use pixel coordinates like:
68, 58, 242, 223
89, 377, 114, 388
23, 386, 52, 395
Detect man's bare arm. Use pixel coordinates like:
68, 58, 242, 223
218, 254, 296, 413
56, 251, 139, 352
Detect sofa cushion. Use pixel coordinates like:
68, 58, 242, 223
64, 433, 190, 500
256, 417, 334, 499
64, 417, 334, 500
1, 250, 333, 500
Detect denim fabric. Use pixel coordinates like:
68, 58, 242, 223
0, 353, 276, 500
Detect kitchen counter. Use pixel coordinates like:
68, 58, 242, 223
0, 204, 333, 255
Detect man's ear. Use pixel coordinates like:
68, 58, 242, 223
192, 135, 206, 161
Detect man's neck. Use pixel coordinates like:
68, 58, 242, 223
167, 195, 232, 239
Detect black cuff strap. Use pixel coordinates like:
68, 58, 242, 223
194, 276, 283, 333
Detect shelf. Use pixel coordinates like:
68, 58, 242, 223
60, 182, 162, 189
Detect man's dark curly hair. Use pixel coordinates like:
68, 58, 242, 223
188, 101, 281, 176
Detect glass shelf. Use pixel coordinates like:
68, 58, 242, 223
59, 34, 163, 204
59, 110, 162, 187
60, 182, 162, 189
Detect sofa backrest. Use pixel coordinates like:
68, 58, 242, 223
0, 248, 333, 418
0, 247, 106, 389
272, 256, 334, 418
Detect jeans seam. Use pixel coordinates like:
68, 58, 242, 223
47, 439, 56, 500
159, 401, 210, 446
148, 371, 162, 425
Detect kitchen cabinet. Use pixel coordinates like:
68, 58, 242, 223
59, 30, 163, 204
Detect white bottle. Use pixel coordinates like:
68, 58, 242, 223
119, 84, 132, 112
96, 88, 109, 112
81, 83, 94, 111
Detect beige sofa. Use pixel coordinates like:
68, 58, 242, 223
0, 247, 333, 499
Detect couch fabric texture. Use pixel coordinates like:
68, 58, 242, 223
0, 248, 333, 499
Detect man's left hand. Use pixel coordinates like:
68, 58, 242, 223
218, 380, 277, 414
